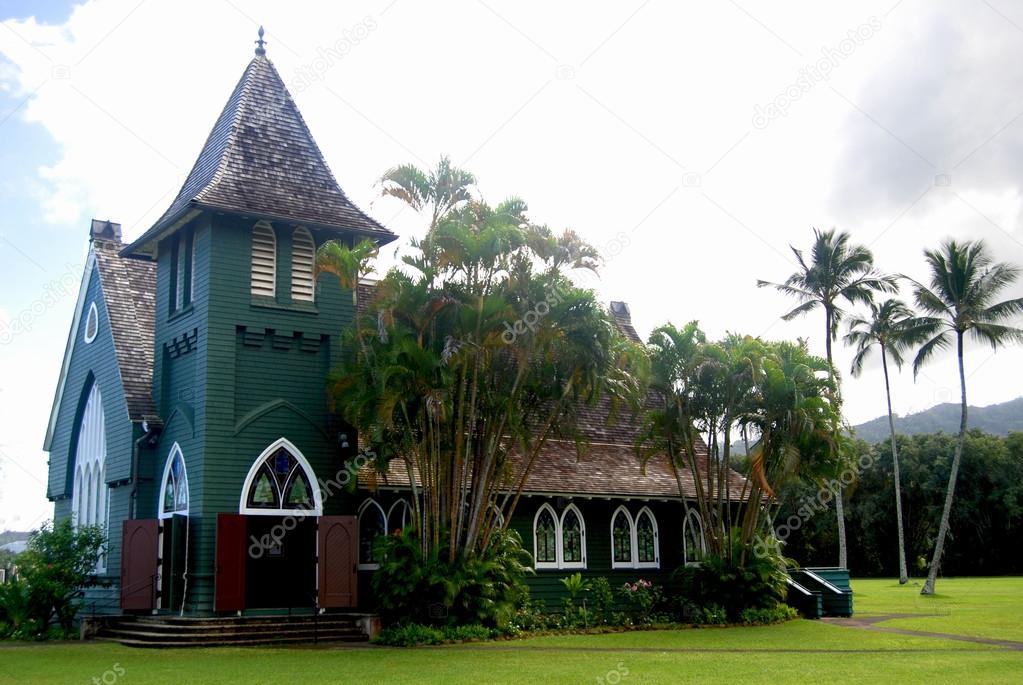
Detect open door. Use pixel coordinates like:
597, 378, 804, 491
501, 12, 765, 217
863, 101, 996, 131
121, 519, 159, 610
214, 513, 247, 612
318, 516, 357, 608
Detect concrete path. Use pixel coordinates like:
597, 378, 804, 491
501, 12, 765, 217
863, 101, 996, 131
823, 613, 1023, 651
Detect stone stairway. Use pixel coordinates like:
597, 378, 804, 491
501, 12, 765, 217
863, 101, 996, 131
95, 613, 371, 648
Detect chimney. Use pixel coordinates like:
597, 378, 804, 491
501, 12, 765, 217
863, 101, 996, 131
609, 301, 631, 321
90, 219, 122, 243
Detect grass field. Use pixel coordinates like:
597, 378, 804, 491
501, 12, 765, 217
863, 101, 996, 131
1, 577, 1020, 684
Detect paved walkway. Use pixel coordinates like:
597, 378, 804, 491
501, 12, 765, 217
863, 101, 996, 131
823, 613, 1023, 651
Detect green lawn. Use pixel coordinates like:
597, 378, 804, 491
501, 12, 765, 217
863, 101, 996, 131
853, 576, 1023, 643
1, 577, 1020, 684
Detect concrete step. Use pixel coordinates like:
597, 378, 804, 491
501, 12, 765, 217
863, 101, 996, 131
95, 613, 371, 647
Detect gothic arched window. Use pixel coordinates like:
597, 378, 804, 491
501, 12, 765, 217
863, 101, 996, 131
611, 506, 634, 569
560, 504, 586, 568
635, 506, 660, 568
240, 439, 321, 515
159, 444, 189, 518
71, 383, 108, 571
533, 504, 558, 569
358, 499, 386, 569
684, 509, 706, 566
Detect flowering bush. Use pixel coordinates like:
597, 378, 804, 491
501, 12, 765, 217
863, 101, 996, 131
616, 578, 663, 624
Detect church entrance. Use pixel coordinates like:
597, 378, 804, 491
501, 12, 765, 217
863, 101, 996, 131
213, 439, 357, 612
245, 515, 317, 609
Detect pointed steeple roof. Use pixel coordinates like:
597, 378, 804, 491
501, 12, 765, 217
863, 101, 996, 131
123, 39, 395, 257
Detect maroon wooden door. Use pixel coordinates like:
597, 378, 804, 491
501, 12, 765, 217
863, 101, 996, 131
214, 513, 247, 612
121, 519, 159, 610
318, 516, 357, 608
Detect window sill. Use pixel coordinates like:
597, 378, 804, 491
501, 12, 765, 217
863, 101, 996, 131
250, 297, 319, 315
358, 563, 380, 571
168, 304, 194, 322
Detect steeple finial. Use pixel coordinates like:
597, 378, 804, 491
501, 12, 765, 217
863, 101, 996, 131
254, 26, 267, 56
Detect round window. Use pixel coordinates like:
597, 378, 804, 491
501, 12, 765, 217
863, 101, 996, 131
84, 302, 99, 343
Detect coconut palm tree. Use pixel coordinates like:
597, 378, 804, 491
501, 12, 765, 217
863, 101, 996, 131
378, 156, 477, 230
758, 228, 897, 568
845, 298, 928, 584
907, 239, 1023, 595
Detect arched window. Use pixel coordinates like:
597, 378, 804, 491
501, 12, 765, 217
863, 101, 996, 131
291, 227, 315, 303
70, 383, 108, 571
240, 438, 322, 515
683, 509, 706, 566
159, 444, 189, 519
560, 504, 586, 569
635, 506, 660, 568
611, 506, 634, 569
533, 504, 558, 569
387, 499, 412, 534
251, 221, 276, 298
358, 499, 386, 569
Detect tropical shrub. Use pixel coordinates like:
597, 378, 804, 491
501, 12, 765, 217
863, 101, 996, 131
1, 520, 105, 639
373, 622, 497, 647
559, 573, 592, 626
371, 527, 531, 628
589, 576, 615, 624
616, 579, 663, 624
675, 529, 791, 622
739, 604, 799, 625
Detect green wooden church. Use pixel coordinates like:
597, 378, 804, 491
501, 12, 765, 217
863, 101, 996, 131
44, 36, 744, 626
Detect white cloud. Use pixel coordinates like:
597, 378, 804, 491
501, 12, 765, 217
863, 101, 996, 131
0, 0, 1022, 530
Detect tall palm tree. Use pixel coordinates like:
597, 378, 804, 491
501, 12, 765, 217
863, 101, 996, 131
758, 228, 897, 568
845, 298, 927, 584
907, 239, 1023, 595
378, 156, 477, 230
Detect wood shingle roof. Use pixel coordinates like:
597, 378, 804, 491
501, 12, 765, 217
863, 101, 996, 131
122, 53, 396, 257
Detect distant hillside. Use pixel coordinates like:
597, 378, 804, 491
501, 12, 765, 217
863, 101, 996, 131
852, 397, 1023, 444
0, 530, 30, 546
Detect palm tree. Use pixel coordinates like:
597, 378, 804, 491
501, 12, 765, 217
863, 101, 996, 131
378, 156, 477, 230
845, 298, 927, 584
758, 228, 897, 568
907, 239, 1023, 595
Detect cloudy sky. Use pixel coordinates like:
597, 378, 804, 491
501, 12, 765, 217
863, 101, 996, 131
1, 0, 1022, 531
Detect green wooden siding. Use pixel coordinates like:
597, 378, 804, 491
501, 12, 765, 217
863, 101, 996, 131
47, 262, 137, 605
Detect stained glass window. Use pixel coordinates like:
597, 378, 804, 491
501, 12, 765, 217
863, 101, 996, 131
359, 500, 386, 566
562, 508, 583, 564
684, 510, 705, 565
244, 446, 316, 512
612, 509, 633, 564
534, 507, 558, 564
636, 509, 657, 565
160, 446, 188, 517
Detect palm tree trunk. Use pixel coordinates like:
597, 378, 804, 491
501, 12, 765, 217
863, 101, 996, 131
881, 346, 909, 584
922, 332, 967, 595
825, 308, 848, 569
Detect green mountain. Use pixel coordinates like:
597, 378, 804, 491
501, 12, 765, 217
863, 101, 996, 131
852, 396, 1023, 444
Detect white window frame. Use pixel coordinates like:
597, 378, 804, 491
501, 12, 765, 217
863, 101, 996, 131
84, 302, 99, 343
634, 506, 660, 569
559, 503, 587, 570
357, 498, 387, 570
250, 220, 277, 298
683, 509, 706, 566
158, 443, 189, 519
290, 226, 316, 303
239, 437, 323, 516
387, 499, 412, 533
70, 383, 108, 572
532, 503, 560, 570
610, 505, 635, 570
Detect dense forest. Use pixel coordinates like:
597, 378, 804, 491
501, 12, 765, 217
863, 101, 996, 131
772, 430, 1023, 577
